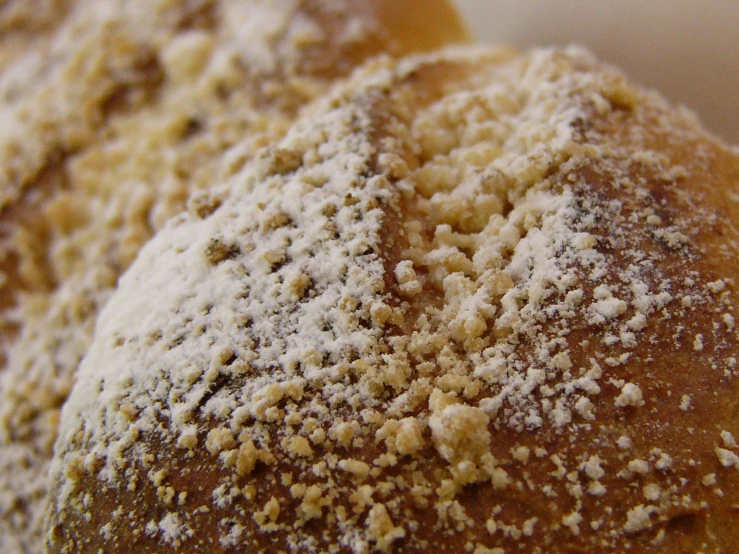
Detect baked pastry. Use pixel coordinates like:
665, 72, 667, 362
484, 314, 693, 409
46, 45, 739, 552
0, 1, 76, 73
0, 1, 468, 550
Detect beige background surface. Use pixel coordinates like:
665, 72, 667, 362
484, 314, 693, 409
455, 0, 739, 143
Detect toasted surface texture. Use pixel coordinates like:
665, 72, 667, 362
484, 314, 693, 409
47, 46, 739, 553
0, 1, 468, 550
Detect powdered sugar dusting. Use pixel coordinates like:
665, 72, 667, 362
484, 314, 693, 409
48, 46, 739, 552
0, 1, 468, 550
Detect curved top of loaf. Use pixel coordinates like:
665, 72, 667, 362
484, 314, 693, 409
48, 45, 739, 552
0, 1, 468, 550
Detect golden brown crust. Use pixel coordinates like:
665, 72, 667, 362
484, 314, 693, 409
0, 2, 468, 551
47, 47, 739, 553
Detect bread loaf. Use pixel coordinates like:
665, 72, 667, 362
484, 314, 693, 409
0, 2, 468, 550
47, 46, 739, 552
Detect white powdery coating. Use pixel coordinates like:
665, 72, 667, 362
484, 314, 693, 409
429, 404, 491, 463
592, 297, 628, 320
715, 448, 739, 469
47, 44, 739, 552
614, 383, 645, 408
623, 505, 656, 534
54, 101, 386, 479
474, 186, 607, 431
51, 46, 608, 548
721, 431, 738, 449
0, 1, 416, 550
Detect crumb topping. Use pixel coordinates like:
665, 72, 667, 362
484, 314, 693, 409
0, 1, 468, 550
48, 46, 739, 553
